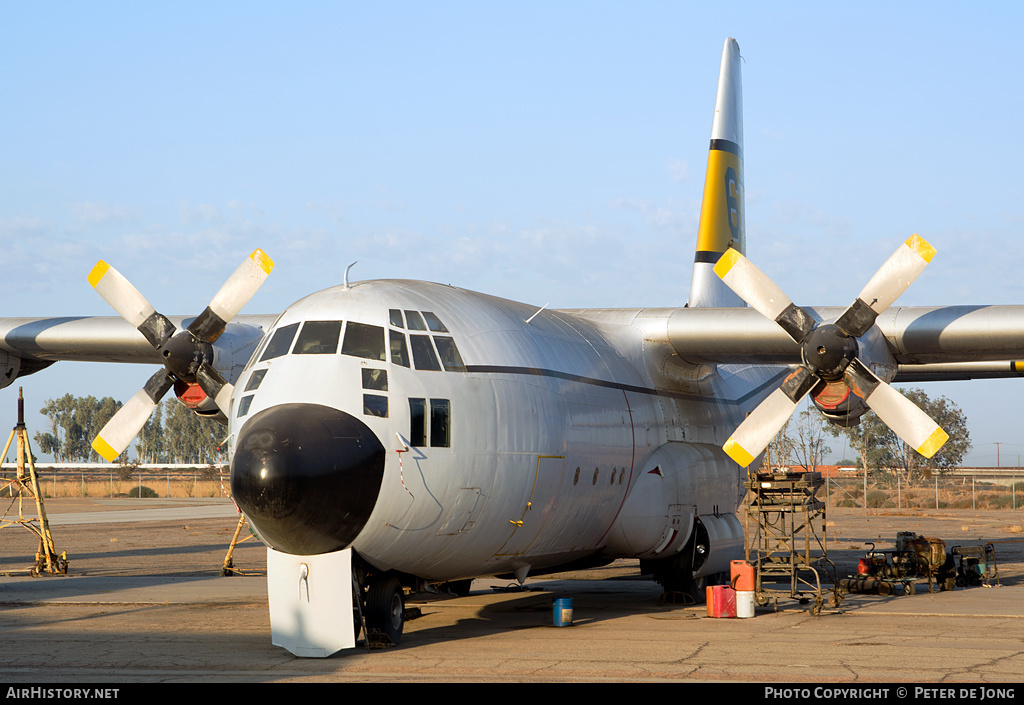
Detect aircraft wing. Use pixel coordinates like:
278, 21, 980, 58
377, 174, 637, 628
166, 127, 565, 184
659, 305, 1024, 376
0, 314, 278, 386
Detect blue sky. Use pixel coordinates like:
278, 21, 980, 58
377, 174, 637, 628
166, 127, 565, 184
3, 3, 1023, 466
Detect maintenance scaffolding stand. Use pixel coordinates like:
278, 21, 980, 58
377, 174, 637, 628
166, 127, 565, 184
0, 388, 67, 576
744, 468, 840, 615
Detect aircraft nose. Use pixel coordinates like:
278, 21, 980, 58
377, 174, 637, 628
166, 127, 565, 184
230, 403, 386, 555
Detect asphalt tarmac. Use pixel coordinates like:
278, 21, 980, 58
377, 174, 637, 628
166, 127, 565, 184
1, 497, 1023, 685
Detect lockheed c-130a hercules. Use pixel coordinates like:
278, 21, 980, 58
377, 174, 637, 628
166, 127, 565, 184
2, 38, 1022, 657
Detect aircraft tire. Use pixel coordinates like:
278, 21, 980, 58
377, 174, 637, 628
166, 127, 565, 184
366, 575, 405, 644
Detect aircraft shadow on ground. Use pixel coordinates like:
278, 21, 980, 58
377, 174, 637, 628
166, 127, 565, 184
397, 579, 674, 648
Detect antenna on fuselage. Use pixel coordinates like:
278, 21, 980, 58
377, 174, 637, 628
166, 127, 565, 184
525, 303, 549, 325
343, 261, 358, 290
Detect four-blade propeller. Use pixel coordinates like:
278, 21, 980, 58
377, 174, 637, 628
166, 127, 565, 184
89, 249, 274, 462
714, 234, 948, 467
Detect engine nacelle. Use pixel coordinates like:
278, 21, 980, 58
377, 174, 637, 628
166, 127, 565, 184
0, 349, 54, 390
170, 320, 268, 424
811, 379, 870, 426
173, 379, 225, 422
603, 441, 743, 560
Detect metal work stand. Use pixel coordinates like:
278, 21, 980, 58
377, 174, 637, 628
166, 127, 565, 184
0, 388, 67, 576
744, 470, 841, 615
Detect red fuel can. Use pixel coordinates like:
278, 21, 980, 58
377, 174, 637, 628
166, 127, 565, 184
706, 585, 737, 618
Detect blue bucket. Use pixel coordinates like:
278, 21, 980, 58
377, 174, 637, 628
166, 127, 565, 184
553, 597, 574, 627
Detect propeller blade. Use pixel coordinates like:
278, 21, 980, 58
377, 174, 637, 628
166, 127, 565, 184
188, 248, 275, 344
713, 248, 816, 343
834, 234, 936, 338
844, 358, 948, 459
88, 260, 176, 349
91, 371, 174, 462
196, 362, 234, 415
723, 366, 818, 466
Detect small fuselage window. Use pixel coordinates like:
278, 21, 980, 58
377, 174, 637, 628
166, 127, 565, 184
362, 368, 388, 391
244, 369, 267, 392
408, 398, 451, 448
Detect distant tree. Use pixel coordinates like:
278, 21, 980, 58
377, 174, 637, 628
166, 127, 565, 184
766, 418, 795, 469
161, 399, 224, 464
135, 402, 164, 463
827, 387, 970, 483
35, 394, 122, 462
792, 408, 831, 472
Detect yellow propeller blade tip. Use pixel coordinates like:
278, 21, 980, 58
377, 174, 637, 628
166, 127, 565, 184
916, 427, 949, 459
92, 436, 120, 463
713, 248, 743, 280
87, 261, 111, 289
251, 249, 274, 275
724, 438, 755, 468
905, 234, 936, 263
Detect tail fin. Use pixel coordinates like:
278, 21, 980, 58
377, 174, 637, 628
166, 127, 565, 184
688, 38, 746, 308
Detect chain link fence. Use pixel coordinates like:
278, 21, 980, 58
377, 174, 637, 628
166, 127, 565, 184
820, 470, 1024, 510
2, 466, 230, 500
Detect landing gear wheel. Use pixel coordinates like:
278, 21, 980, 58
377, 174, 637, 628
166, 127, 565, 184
365, 575, 405, 645
906, 581, 916, 596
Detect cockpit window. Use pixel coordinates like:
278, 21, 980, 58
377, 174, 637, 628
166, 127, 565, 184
422, 311, 449, 333
389, 329, 410, 368
259, 322, 300, 362
409, 335, 441, 371
341, 322, 386, 361
404, 310, 427, 331
432, 336, 465, 371
389, 309, 404, 328
293, 320, 342, 355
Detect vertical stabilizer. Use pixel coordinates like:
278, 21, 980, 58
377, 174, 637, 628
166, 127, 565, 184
688, 38, 746, 308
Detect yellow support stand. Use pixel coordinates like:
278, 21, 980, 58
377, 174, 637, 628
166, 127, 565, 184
221, 512, 257, 576
0, 388, 67, 576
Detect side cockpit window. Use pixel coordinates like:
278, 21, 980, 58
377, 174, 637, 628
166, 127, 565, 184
389, 329, 410, 367
294, 320, 342, 354
409, 335, 441, 371
433, 336, 465, 371
259, 322, 300, 362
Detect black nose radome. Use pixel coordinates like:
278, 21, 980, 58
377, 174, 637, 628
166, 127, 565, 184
231, 403, 386, 555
